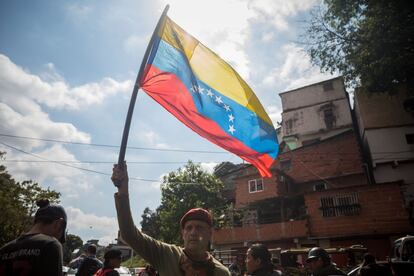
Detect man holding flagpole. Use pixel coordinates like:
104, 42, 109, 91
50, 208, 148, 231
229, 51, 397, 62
112, 5, 278, 275
117, 5, 278, 179
111, 162, 230, 276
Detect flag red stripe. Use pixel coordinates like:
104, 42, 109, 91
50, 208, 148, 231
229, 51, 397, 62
141, 64, 273, 177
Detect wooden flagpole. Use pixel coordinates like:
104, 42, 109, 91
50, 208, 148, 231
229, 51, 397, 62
117, 5, 170, 167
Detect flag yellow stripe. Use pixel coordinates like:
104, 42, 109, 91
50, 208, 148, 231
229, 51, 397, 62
160, 17, 272, 126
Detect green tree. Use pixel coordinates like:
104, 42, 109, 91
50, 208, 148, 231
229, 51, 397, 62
141, 207, 161, 239
62, 233, 83, 264
0, 152, 61, 247
303, 0, 414, 94
141, 161, 227, 245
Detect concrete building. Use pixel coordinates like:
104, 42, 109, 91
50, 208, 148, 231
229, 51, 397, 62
354, 87, 414, 212
212, 79, 413, 267
279, 77, 353, 150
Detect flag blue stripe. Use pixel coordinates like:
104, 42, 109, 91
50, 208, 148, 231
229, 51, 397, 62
148, 38, 278, 158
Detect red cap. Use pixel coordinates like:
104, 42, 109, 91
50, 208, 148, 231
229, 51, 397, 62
180, 208, 213, 228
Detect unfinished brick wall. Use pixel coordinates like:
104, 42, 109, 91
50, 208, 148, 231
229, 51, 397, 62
305, 182, 412, 237
234, 130, 367, 208
235, 175, 278, 208
277, 130, 366, 183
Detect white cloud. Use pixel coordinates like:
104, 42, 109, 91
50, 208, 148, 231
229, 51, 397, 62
200, 162, 218, 174
0, 102, 90, 150
0, 53, 135, 201
0, 143, 103, 199
262, 43, 333, 91
66, 207, 118, 245
123, 34, 149, 56
39, 63, 65, 82
261, 32, 275, 42
0, 54, 135, 152
0, 54, 132, 111
249, 0, 318, 31
267, 105, 282, 125
163, 0, 253, 80
158, 0, 319, 82
137, 130, 169, 150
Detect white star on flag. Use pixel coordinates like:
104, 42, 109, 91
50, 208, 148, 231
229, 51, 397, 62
228, 125, 236, 134
207, 89, 214, 97
191, 85, 198, 93
198, 86, 204, 94
215, 96, 223, 104
228, 114, 235, 122
224, 104, 231, 111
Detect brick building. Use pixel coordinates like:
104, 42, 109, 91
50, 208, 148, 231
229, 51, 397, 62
212, 78, 413, 266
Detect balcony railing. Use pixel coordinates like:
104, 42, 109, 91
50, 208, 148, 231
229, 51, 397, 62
212, 219, 308, 245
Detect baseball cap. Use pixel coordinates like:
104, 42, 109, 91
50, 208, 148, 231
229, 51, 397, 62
306, 247, 330, 263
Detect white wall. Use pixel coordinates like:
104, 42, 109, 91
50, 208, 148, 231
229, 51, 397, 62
282, 98, 352, 137
364, 126, 414, 164
280, 78, 346, 111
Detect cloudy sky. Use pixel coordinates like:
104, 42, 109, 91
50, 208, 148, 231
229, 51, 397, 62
0, 0, 333, 245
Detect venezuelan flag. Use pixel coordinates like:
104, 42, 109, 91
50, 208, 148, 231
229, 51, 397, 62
140, 16, 278, 177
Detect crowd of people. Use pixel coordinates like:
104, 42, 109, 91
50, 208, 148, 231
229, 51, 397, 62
0, 161, 395, 275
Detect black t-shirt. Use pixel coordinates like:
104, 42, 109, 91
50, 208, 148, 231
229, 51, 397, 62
0, 233, 63, 276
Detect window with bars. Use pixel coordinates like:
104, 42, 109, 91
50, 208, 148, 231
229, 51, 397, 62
248, 178, 264, 193
320, 193, 360, 217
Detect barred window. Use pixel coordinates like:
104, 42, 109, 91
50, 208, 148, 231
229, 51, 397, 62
248, 178, 264, 193
320, 193, 360, 217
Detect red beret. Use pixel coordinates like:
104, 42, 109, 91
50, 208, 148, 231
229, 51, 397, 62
180, 208, 213, 228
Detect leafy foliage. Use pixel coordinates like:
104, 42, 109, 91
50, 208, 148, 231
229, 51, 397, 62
304, 0, 414, 94
141, 207, 161, 239
122, 254, 147, 268
140, 161, 227, 244
62, 233, 83, 264
0, 152, 61, 247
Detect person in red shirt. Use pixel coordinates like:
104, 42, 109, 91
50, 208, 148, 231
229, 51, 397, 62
94, 249, 122, 276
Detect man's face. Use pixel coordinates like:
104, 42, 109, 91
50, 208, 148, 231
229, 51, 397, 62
308, 257, 324, 271
109, 257, 122, 268
246, 249, 261, 274
181, 220, 211, 253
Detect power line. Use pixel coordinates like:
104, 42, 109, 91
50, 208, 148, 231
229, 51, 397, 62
2, 160, 199, 164
4, 133, 411, 156
0, 133, 228, 154
0, 142, 209, 185
0, 141, 158, 182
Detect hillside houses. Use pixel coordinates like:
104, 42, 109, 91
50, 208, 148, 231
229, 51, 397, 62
212, 77, 414, 265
